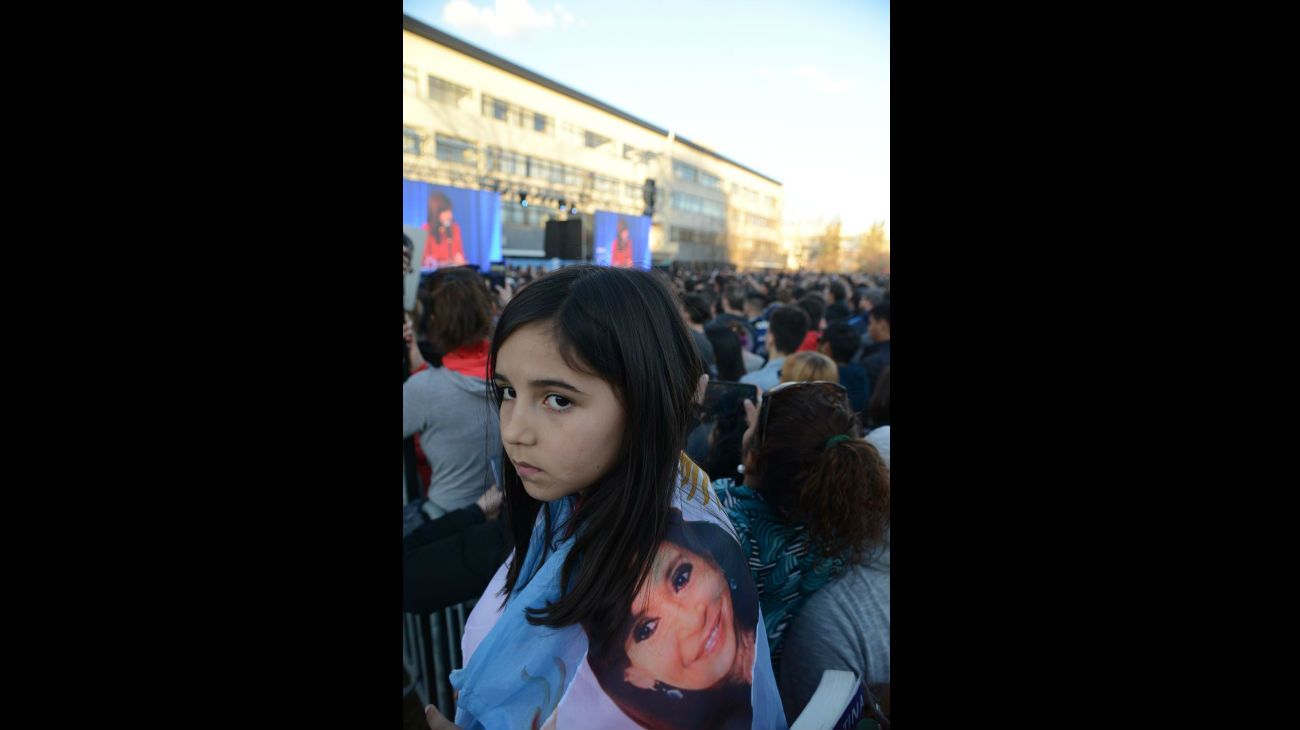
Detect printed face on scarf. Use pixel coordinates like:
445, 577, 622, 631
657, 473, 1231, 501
622, 541, 738, 691
494, 322, 626, 501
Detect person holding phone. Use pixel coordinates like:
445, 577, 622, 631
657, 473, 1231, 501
714, 380, 889, 675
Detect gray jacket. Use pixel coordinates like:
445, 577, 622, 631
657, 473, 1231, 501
777, 547, 890, 724
403, 365, 501, 515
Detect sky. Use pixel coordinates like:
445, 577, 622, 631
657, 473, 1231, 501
403, 0, 890, 238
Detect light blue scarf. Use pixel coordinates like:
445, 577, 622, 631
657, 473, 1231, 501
450, 458, 787, 729
450, 496, 586, 730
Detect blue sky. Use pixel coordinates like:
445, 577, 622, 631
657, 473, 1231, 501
403, 0, 890, 237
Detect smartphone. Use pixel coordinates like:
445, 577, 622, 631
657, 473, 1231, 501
701, 381, 758, 422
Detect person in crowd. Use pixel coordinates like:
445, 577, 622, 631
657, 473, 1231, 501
863, 366, 890, 470
818, 321, 869, 413
404, 486, 508, 614
680, 293, 719, 377
794, 295, 826, 352
779, 351, 839, 385
710, 284, 758, 354
743, 294, 770, 356
859, 302, 891, 402
704, 323, 746, 383
740, 306, 809, 392
824, 281, 852, 323
404, 266, 500, 519
436, 265, 784, 730
714, 380, 889, 677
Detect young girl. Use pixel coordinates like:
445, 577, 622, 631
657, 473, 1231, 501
432, 265, 786, 730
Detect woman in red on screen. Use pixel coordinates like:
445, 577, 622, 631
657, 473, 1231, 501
610, 218, 634, 268
423, 192, 468, 269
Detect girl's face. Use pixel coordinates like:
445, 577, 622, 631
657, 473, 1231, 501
439, 209, 453, 227
622, 541, 737, 690
494, 322, 626, 501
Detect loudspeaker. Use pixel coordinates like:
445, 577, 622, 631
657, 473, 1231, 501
545, 219, 583, 259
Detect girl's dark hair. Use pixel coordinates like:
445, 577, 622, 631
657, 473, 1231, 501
423, 266, 493, 353
704, 323, 745, 382
748, 385, 889, 562
491, 265, 705, 647
584, 508, 757, 730
866, 366, 890, 428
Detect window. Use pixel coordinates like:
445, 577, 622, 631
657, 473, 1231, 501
670, 191, 725, 219
745, 213, 777, 228
672, 160, 698, 184
584, 131, 611, 149
697, 170, 722, 190
594, 175, 620, 194
482, 95, 551, 134
404, 65, 419, 96
435, 134, 477, 166
670, 226, 721, 247
533, 113, 551, 134
428, 75, 471, 106
487, 147, 524, 175
403, 127, 422, 155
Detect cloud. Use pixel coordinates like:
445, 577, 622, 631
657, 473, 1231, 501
442, 0, 574, 38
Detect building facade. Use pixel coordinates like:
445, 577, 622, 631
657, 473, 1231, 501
403, 16, 785, 266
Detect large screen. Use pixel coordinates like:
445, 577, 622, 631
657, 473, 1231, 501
592, 211, 651, 269
403, 180, 502, 272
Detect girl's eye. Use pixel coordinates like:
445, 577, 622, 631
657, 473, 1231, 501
634, 618, 658, 642
672, 563, 693, 593
498, 386, 516, 401
543, 394, 572, 410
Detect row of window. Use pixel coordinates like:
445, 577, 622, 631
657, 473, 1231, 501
404, 130, 642, 201
405, 67, 671, 166
482, 94, 552, 134
672, 160, 723, 190
406, 68, 778, 209
743, 213, 779, 229
670, 191, 726, 220
670, 226, 723, 247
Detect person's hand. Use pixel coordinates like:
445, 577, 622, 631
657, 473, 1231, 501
475, 485, 503, 520
493, 279, 514, 309
405, 315, 426, 373
424, 704, 461, 730
693, 373, 709, 406
743, 391, 761, 432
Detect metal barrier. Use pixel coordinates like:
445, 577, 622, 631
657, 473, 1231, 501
404, 599, 477, 717
403, 459, 478, 716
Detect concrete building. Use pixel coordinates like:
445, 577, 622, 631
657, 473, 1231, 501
403, 15, 785, 266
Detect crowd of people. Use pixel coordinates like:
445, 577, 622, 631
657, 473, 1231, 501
403, 245, 890, 729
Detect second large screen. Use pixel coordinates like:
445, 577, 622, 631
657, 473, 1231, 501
592, 211, 651, 269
